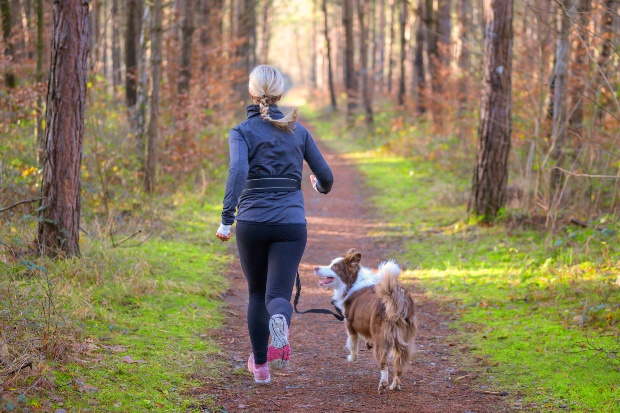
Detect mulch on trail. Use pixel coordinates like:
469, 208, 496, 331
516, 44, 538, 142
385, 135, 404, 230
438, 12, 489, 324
201, 137, 510, 413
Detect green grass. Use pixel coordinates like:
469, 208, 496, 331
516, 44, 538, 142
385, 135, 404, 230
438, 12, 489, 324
1, 189, 232, 412
306, 107, 620, 412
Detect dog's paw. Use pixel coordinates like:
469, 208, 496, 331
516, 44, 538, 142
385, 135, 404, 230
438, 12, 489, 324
347, 354, 357, 362
377, 380, 388, 394
388, 381, 402, 391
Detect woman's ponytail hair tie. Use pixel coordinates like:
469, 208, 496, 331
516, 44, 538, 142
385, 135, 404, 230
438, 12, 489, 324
249, 65, 298, 133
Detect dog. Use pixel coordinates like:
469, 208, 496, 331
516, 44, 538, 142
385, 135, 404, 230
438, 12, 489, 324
314, 248, 417, 392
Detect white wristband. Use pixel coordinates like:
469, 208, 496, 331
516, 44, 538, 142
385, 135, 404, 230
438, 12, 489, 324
312, 180, 321, 193
217, 223, 231, 236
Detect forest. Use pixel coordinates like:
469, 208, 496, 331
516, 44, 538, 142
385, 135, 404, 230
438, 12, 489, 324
1, 0, 619, 411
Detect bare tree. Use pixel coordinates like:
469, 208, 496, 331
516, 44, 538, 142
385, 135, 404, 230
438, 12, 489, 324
111, 0, 121, 87
126, 0, 142, 108
376, 0, 386, 91
397, 0, 407, 105
414, 0, 426, 114
0, 0, 16, 88
322, 0, 337, 110
457, 0, 469, 115
311, 0, 318, 88
343, 0, 356, 123
387, 0, 396, 92
36, 0, 44, 168
178, 0, 195, 95
470, 0, 513, 222
38, 0, 90, 257
548, 0, 574, 196
145, 0, 163, 193
358, 0, 373, 122
568, 0, 590, 137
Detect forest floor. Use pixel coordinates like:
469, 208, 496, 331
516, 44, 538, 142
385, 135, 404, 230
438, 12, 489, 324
198, 129, 508, 413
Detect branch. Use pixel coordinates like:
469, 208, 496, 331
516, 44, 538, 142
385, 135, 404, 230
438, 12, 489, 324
555, 167, 620, 179
0, 197, 44, 214
111, 229, 143, 248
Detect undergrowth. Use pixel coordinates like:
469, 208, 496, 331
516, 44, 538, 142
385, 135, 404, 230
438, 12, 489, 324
306, 105, 620, 412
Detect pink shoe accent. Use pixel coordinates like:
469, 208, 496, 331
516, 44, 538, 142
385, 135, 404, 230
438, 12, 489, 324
268, 314, 290, 370
247, 353, 270, 385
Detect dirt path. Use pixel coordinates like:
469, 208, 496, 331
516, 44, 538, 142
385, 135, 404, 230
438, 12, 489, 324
202, 133, 507, 413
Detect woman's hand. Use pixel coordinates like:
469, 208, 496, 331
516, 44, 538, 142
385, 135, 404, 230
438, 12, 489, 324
310, 175, 320, 193
216, 223, 232, 242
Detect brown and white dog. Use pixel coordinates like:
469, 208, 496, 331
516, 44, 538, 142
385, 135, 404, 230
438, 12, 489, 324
314, 249, 417, 392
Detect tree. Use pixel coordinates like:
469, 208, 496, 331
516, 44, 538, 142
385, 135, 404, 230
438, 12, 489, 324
397, 0, 407, 106
457, 0, 469, 115
549, 0, 574, 196
36, 0, 44, 168
0, 0, 16, 88
178, 0, 195, 95
376, 0, 386, 91
567, 0, 590, 138
343, 0, 356, 123
413, 0, 426, 114
470, 0, 513, 222
126, 0, 141, 107
322, 0, 337, 110
111, 0, 121, 87
387, 0, 396, 92
145, 0, 163, 193
38, 0, 90, 257
358, 0, 373, 122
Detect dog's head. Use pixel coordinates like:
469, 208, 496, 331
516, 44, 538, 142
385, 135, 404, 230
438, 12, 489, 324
314, 248, 362, 290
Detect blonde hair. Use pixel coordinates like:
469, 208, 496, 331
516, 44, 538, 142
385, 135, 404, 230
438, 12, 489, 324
248, 65, 298, 132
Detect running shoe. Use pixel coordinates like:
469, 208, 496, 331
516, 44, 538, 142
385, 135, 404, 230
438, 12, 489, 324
267, 314, 290, 370
247, 353, 271, 385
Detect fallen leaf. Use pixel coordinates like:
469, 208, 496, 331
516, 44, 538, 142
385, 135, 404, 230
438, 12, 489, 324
121, 355, 147, 364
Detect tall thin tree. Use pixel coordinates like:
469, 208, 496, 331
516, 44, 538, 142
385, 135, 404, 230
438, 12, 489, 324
178, 0, 195, 95
322, 0, 337, 110
358, 0, 373, 122
343, 0, 356, 123
470, 0, 513, 222
111, 0, 121, 87
397, 0, 407, 105
0, 0, 16, 88
38, 0, 90, 257
413, 0, 426, 114
36, 0, 44, 168
126, 0, 141, 107
145, 0, 163, 193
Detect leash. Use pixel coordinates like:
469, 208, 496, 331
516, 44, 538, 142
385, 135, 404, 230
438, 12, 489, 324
293, 271, 345, 321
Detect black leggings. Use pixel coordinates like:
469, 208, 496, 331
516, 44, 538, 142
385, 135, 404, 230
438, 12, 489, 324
235, 222, 307, 364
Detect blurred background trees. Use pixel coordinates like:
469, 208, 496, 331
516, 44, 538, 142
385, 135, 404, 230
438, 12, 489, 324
0, 0, 619, 233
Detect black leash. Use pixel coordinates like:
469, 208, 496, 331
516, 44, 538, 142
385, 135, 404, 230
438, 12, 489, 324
293, 271, 345, 321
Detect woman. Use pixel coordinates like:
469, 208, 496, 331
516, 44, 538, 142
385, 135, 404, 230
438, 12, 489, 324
216, 65, 333, 385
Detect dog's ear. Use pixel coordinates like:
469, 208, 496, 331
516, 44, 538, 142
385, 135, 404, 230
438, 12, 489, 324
345, 249, 362, 264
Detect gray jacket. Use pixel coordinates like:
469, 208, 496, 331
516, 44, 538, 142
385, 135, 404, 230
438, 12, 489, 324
221, 105, 333, 226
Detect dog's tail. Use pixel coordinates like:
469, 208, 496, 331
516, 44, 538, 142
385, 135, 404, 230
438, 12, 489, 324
376, 261, 413, 322
376, 261, 417, 352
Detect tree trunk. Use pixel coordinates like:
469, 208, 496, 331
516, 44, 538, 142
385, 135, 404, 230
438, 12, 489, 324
549, 0, 574, 196
594, 0, 616, 124
425, 0, 438, 99
145, 0, 162, 194
414, 0, 426, 114
111, 0, 121, 87
470, 0, 513, 222
436, 0, 451, 68
135, 5, 150, 166
358, 0, 373, 123
376, 0, 385, 91
126, 0, 140, 107
387, 0, 396, 93
36, 0, 44, 168
310, 0, 317, 88
397, 0, 407, 105
261, 0, 271, 63
457, 0, 469, 114
0, 0, 16, 88
568, 0, 590, 138
322, 0, 337, 110
343, 0, 356, 123
178, 0, 194, 95
38, 0, 89, 257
